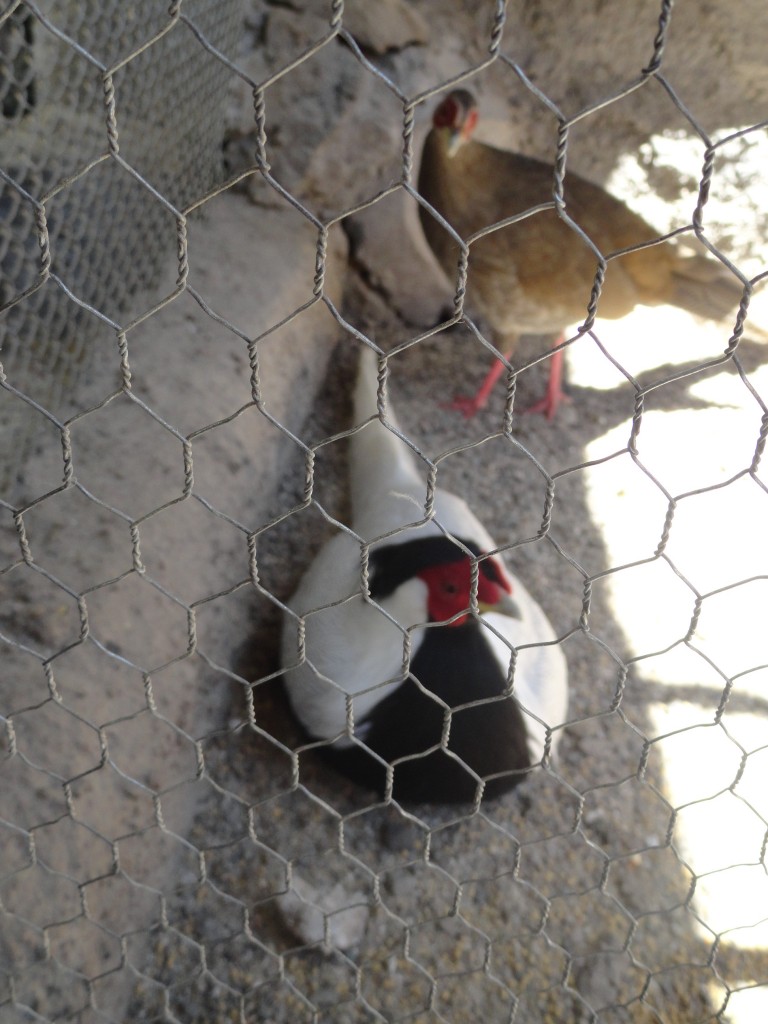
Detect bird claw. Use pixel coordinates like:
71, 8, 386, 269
520, 388, 572, 421
443, 388, 570, 421
443, 394, 486, 418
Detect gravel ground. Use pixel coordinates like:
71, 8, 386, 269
124, 269, 767, 1022
5, 3, 768, 1020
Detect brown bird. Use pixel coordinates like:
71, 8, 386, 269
418, 88, 753, 419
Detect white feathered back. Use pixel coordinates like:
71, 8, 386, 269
282, 345, 568, 760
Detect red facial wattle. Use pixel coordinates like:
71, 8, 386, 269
462, 106, 479, 140
417, 556, 512, 626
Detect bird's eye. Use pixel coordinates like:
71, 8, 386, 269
443, 581, 459, 595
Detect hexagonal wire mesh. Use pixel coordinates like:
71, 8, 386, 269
0, 0, 244, 491
1, 1, 767, 1022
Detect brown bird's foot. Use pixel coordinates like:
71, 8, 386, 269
520, 387, 571, 420
443, 353, 507, 418
445, 393, 488, 418
521, 345, 570, 421
443, 343, 569, 420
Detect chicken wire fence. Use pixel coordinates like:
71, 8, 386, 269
1, 1, 767, 1022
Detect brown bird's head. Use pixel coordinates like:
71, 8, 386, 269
431, 89, 479, 156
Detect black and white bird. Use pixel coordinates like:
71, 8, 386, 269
280, 347, 568, 804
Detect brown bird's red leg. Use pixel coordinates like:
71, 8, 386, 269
447, 353, 507, 418
448, 336, 570, 420
521, 338, 570, 421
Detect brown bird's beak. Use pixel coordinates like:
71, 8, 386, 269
478, 592, 523, 620
446, 128, 465, 157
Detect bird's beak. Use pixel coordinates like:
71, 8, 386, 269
446, 129, 465, 157
478, 592, 523, 620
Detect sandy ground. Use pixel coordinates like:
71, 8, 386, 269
0, 195, 348, 1022
3, 2, 768, 1022
4, 192, 767, 1024
121, 280, 768, 1023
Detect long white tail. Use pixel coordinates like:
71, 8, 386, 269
349, 346, 430, 540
